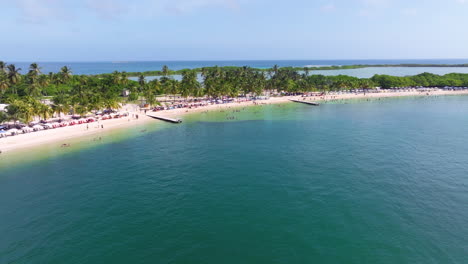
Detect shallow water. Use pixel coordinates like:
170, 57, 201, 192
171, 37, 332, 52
1, 96, 468, 264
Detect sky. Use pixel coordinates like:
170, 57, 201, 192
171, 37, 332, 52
1, 0, 468, 61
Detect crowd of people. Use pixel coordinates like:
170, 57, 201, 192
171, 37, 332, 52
0, 112, 129, 138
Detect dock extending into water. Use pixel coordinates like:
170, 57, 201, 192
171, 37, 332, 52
146, 113, 182, 123
290, 99, 320, 106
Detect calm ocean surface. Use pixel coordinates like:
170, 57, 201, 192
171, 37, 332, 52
1, 96, 468, 263
8, 59, 468, 76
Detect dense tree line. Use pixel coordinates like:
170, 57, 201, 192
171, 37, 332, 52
2, 61, 468, 123
97, 64, 468, 78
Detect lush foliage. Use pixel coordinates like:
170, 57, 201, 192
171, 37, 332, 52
96, 64, 468, 78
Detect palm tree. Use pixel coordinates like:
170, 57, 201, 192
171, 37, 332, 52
304, 67, 310, 77
111, 71, 121, 85
29, 63, 42, 76
7, 64, 22, 94
38, 103, 53, 120
38, 75, 50, 87
0, 75, 9, 94
138, 74, 146, 90
59, 66, 72, 83
120, 71, 128, 87
103, 97, 121, 111
26, 81, 42, 98
162, 65, 170, 77
180, 70, 199, 100
160, 65, 171, 88
5, 99, 36, 123
272, 64, 279, 75
167, 79, 179, 102
52, 91, 70, 117
0, 61, 6, 74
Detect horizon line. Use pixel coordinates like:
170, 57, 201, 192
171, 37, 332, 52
3, 58, 468, 63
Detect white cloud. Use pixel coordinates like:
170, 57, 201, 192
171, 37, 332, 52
86, 0, 127, 20
4, 0, 242, 23
158, 0, 240, 15
357, 0, 391, 18
320, 3, 336, 12
362, 0, 391, 8
12, 0, 70, 23
357, 8, 370, 17
401, 7, 418, 16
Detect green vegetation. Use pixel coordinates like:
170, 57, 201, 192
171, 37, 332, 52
96, 64, 468, 78
2, 61, 468, 124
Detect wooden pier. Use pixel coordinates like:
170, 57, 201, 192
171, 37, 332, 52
289, 99, 320, 106
146, 113, 182, 123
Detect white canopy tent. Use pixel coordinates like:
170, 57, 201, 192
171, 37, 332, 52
7, 128, 20, 135
32, 125, 44, 130
22, 127, 33, 133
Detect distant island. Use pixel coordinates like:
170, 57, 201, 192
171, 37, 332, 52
97, 63, 468, 78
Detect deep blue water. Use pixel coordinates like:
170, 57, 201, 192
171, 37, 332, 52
1, 96, 468, 263
6, 59, 468, 75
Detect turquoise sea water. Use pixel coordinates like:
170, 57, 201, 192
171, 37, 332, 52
1, 96, 468, 263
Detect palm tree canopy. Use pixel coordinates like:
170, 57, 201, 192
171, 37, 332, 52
29, 63, 42, 75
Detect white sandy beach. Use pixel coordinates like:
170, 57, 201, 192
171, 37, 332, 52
1, 90, 468, 153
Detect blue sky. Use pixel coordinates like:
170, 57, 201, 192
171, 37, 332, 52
1, 0, 468, 61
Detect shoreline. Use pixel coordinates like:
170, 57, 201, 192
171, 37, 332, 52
1, 90, 468, 154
